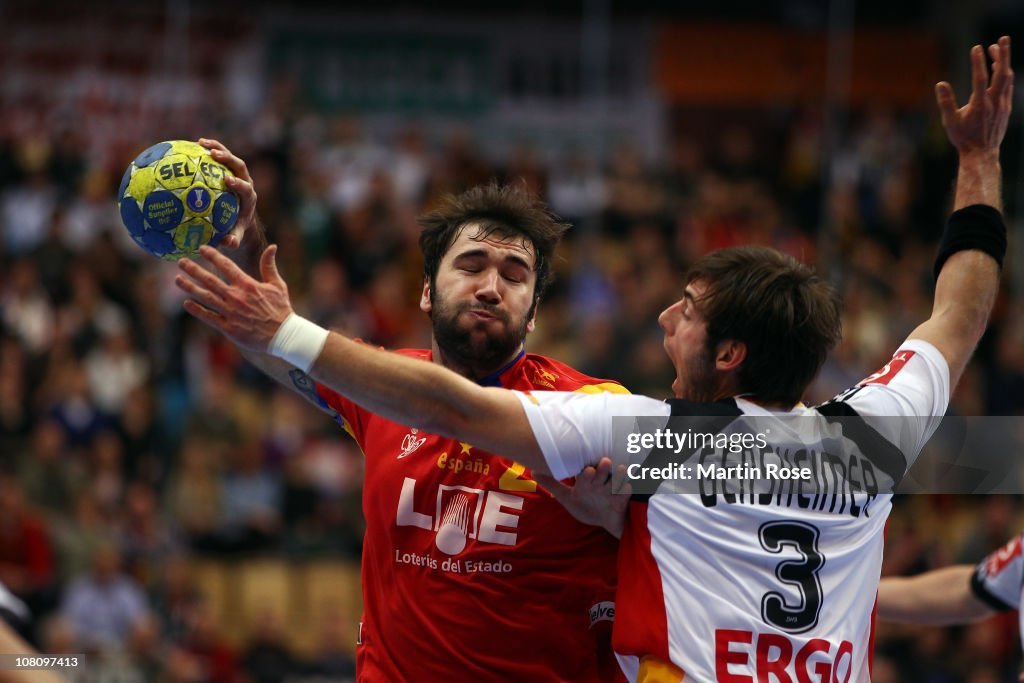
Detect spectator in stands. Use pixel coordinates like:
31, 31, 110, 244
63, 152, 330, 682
59, 540, 151, 653
16, 417, 82, 517
51, 491, 115, 586
164, 436, 222, 548
214, 442, 282, 555
149, 553, 202, 645
118, 481, 182, 588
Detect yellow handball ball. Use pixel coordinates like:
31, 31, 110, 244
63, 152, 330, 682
117, 140, 240, 260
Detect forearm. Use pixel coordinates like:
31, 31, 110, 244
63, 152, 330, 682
877, 566, 992, 625
913, 249, 999, 384
953, 150, 1002, 211
910, 155, 1004, 385
942, 149, 1004, 328
305, 333, 548, 473
238, 347, 333, 413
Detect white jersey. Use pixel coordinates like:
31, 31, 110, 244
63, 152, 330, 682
971, 533, 1024, 644
515, 339, 949, 682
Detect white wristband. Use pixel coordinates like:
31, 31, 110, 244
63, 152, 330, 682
268, 313, 330, 373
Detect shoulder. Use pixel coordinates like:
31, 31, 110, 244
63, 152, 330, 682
820, 340, 949, 418
521, 353, 629, 394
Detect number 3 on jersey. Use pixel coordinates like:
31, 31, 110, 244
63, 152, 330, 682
759, 521, 824, 634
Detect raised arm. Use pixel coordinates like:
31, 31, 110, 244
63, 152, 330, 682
877, 566, 993, 625
907, 37, 1013, 388
192, 139, 340, 413
176, 244, 549, 474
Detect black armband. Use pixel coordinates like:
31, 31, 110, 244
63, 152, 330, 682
933, 204, 1007, 282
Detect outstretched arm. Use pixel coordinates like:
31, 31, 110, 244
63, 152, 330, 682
176, 245, 550, 474
907, 37, 1013, 388
877, 566, 994, 625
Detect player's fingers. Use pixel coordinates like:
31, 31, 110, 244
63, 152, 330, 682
204, 143, 253, 183
934, 82, 959, 124
611, 463, 630, 495
198, 137, 228, 153
182, 298, 226, 326
177, 257, 232, 298
223, 176, 256, 210
224, 173, 256, 205
199, 245, 249, 284
594, 457, 614, 484
578, 466, 597, 482
987, 43, 1007, 96
220, 175, 256, 249
990, 37, 1014, 106
220, 229, 244, 249
174, 273, 226, 312
970, 44, 988, 101
260, 244, 284, 286
178, 254, 230, 290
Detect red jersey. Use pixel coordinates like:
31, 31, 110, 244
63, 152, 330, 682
315, 349, 626, 682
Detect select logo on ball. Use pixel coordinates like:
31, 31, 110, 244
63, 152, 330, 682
154, 153, 197, 190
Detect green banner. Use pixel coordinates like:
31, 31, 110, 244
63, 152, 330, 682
269, 31, 494, 114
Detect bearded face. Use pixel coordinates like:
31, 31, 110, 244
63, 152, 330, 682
430, 286, 534, 378
421, 225, 539, 379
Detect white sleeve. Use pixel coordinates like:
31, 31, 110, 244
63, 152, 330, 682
835, 339, 950, 460
513, 391, 671, 480
971, 534, 1024, 611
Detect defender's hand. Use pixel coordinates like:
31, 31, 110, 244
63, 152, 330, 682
537, 457, 631, 538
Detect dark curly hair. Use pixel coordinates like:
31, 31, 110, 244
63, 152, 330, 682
418, 183, 570, 311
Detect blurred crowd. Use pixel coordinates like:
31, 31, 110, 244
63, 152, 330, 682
3, 18, 1024, 683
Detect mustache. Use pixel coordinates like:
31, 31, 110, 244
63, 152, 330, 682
458, 302, 510, 323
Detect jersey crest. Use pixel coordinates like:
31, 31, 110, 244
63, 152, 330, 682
397, 429, 427, 459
